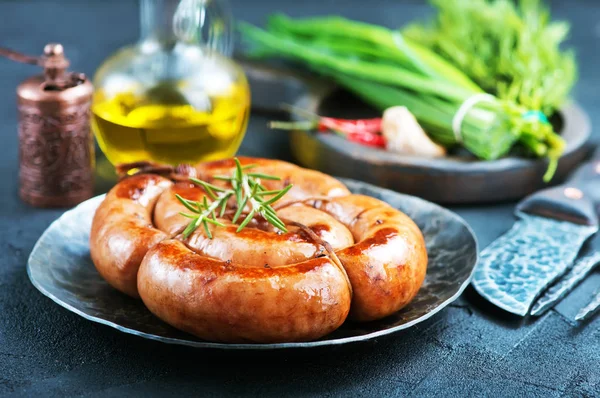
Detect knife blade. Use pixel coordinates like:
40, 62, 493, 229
527, 148, 600, 318
530, 249, 600, 316
472, 156, 600, 316
575, 288, 600, 321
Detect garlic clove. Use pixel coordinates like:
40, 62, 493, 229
382, 106, 446, 157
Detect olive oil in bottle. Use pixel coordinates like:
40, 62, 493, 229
92, 78, 249, 165
91, 0, 250, 166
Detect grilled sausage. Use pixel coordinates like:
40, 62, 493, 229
194, 156, 351, 201
89, 174, 172, 298
90, 157, 427, 343
311, 195, 428, 321
138, 240, 352, 343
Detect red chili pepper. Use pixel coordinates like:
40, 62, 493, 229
347, 132, 387, 148
269, 109, 386, 149
318, 117, 382, 135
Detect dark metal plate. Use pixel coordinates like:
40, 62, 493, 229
27, 178, 478, 349
241, 60, 592, 204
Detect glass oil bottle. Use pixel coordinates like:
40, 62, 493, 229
92, 0, 250, 166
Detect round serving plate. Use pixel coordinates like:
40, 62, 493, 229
27, 178, 478, 350
240, 59, 592, 205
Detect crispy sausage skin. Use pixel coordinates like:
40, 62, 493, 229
89, 174, 172, 298
154, 183, 354, 267
90, 156, 428, 343
195, 157, 351, 200
138, 240, 352, 343
141, 183, 354, 343
312, 195, 428, 321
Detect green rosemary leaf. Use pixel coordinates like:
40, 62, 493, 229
204, 217, 225, 227
237, 209, 256, 232
256, 189, 284, 196
235, 184, 243, 208
219, 197, 229, 217
206, 189, 218, 201
189, 179, 218, 200
260, 205, 288, 231
242, 164, 257, 170
261, 203, 278, 217
189, 178, 226, 192
182, 217, 200, 239
232, 195, 248, 223
262, 210, 288, 232
234, 158, 244, 182
212, 175, 233, 181
248, 173, 281, 181
202, 220, 213, 239
176, 194, 201, 213
178, 212, 197, 219
262, 184, 293, 205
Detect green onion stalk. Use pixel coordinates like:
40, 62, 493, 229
239, 14, 566, 181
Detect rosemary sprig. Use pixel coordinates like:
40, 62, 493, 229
176, 158, 293, 239
175, 192, 229, 239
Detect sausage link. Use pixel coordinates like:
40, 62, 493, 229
137, 240, 352, 343
90, 157, 427, 343
315, 195, 427, 321
155, 183, 354, 268
89, 174, 173, 297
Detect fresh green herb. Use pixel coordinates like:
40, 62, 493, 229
176, 158, 292, 239
403, 0, 576, 116
239, 9, 571, 181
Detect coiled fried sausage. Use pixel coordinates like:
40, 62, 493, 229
89, 157, 427, 343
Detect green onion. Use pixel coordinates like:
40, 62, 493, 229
239, 11, 569, 181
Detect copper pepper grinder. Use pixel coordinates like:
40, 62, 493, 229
0, 43, 94, 207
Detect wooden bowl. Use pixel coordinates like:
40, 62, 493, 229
242, 60, 592, 204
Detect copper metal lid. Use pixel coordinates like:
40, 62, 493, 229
15, 44, 93, 105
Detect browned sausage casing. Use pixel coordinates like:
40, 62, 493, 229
90, 174, 172, 298
89, 156, 428, 343
312, 195, 427, 321
138, 240, 352, 343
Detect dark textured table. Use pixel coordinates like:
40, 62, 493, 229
1, 1, 599, 397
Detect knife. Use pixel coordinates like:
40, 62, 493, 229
472, 153, 600, 316
575, 288, 600, 321
527, 149, 600, 318
530, 250, 600, 316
